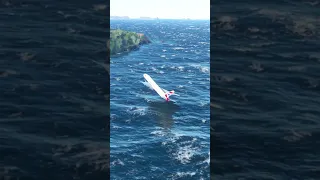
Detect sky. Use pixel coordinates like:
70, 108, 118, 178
110, 0, 210, 20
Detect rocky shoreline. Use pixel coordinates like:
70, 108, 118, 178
110, 29, 151, 55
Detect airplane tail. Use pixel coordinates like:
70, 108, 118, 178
162, 89, 179, 101
168, 90, 175, 96
163, 88, 179, 97
165, 90, 176, 97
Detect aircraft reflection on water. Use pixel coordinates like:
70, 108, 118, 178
147, 101, 180, 129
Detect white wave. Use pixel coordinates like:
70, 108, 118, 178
173, 145, 196, 164
150, 130, 165, 137
189, 64, 210, 74
110, 114, 117, 120
111, 125, 121, 129
198, 42, 209, 45
177, 66, 184, 71
162, 141, 168, 146
126, 107, 146, 116
173, 171, 196, 179
205, 152, 210, 165
173, 47, 184, 50
200, 67, 209, 74
111, 159, 125, 167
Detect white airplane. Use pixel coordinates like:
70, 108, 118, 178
143, 73, 178, 102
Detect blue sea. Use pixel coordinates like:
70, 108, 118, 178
110, 20, 210, 179
1, 1, 109, 179
212, 1, 320, 179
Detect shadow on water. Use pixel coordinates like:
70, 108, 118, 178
147, 101, 180, 129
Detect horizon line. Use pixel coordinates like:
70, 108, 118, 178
110, 16, 210, 20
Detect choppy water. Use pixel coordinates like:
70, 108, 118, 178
110, 20, 210, 179
2, 1, 319, 179
211, 1, 320, 179
1, 1, 109, 179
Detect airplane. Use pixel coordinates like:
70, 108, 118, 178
143, 73, 178, 102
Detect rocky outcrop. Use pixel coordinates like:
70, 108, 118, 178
110, 29, 151, 55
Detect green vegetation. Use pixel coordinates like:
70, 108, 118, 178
110, 29, 151, 55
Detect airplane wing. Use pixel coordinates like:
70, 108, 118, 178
162, 88, 169, 93
142, 81, 154, 90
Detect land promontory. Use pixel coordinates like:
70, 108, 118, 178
110, 29, 151, 55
